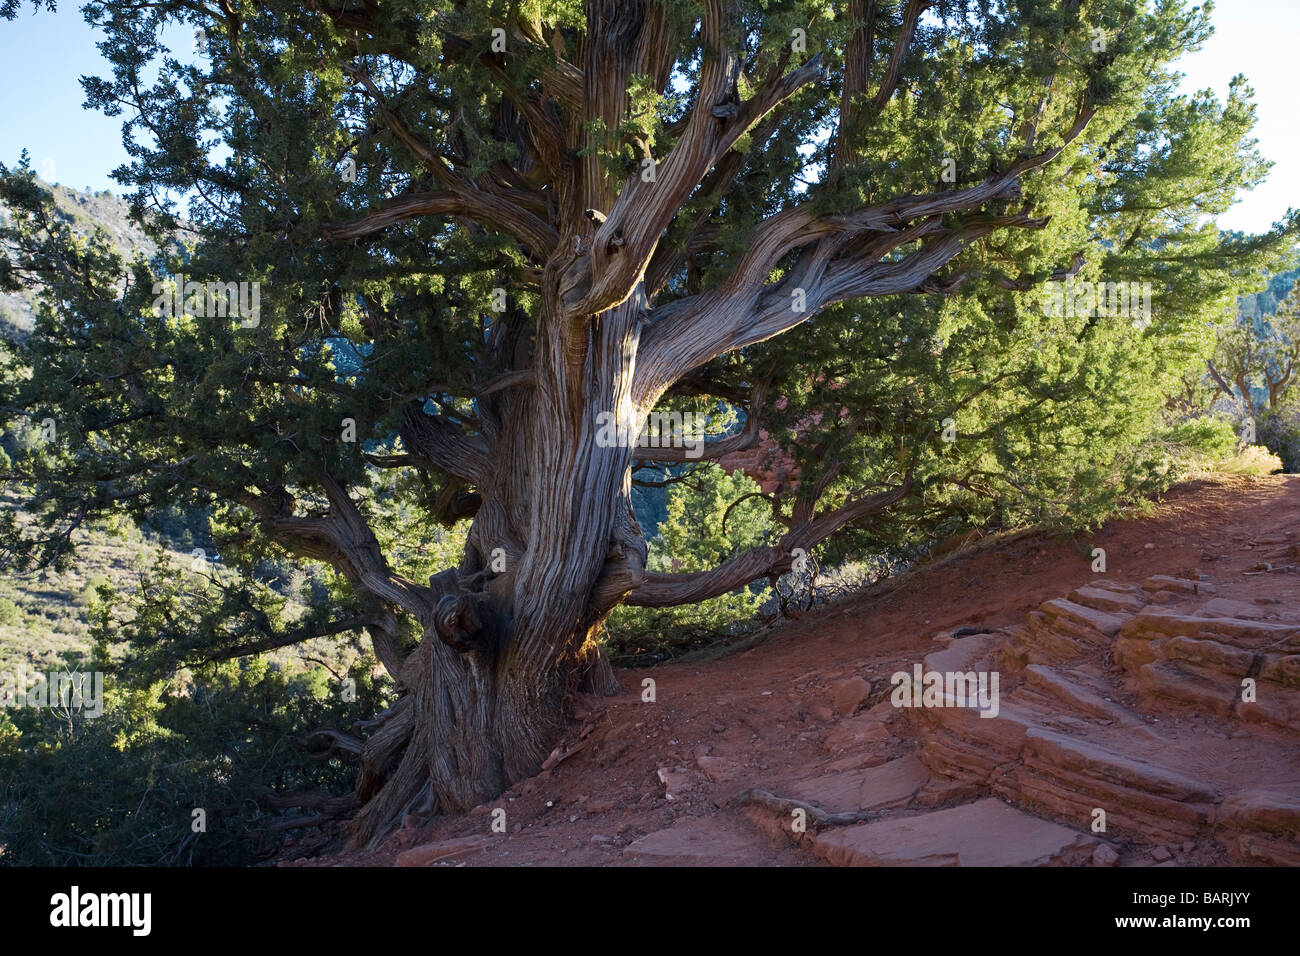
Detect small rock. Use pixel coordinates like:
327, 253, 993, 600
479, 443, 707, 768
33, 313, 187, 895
823, 712, 890, 753
656, 765, 697, 801
695, 753, 739, 783
1151, 845, 1171, 862
829, 676, 872, 716
1143, 574, 1216, 595
1092, 844, 1119, 867
809, 702, 835, 723
1182, 841, 1196, 853
1143, 543, 1155, 550
711, 721, 726, 733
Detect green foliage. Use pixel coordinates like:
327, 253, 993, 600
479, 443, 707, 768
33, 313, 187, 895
0, 654, 386, 866
1158, 416, 1240, 465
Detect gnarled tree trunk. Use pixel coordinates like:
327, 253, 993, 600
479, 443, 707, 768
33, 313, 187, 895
289, 0, 1094, 848
345, 283, 649, 847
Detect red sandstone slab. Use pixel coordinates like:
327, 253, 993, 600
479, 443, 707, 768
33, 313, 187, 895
812, 798, 1094, 867
1069, 585, 1148, 613
622, 817, 763, 865
785, 755, 930, 813
1041, 599, 1129, 637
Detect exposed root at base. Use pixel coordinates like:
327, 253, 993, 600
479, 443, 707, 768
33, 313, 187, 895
731, 787, 878, 827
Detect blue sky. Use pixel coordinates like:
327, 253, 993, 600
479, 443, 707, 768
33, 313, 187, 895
0, 0, 1294, 234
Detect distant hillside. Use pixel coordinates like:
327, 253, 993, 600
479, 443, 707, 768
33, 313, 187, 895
0, 497, 345, 679
1237, 266, 1300, 324
0, 180, 159, 339
0, 510, 179, 673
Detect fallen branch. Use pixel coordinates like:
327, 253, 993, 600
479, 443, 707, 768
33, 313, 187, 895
301, 728, 365, 755
259, 789, 360, 815
540, 737, 590, 772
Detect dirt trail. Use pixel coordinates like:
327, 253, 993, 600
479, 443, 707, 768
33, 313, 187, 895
283, 474, 1300, 867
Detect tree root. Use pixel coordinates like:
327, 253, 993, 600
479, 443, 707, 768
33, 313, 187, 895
260, 789, 360, 815
354, 696, 415, 803
578, 643, 621, 696
347, 725, 434, 850
731, 787, 878, 828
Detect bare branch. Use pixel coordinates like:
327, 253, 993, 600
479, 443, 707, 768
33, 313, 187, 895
204, 612, 369, 663
1205, 359, 1236, 399
634, 102, 1095, 404
398, 404, 492, 486
246, 478, 443, 624
633, 379, 768, 463
336, 65, 559, 256
625, 474, 912, 607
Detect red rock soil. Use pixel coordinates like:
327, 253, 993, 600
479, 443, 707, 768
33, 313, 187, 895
281, 474, 1299, 867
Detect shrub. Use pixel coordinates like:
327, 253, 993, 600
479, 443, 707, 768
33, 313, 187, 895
0, 654, 388, 866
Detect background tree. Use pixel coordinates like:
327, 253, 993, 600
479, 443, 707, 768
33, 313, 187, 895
1204, 283, 1300, 467
1, 0, 1294, 846
1208, 285, 1300, 419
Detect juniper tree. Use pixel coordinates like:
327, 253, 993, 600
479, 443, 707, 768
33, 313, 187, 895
1, 0, 1293, 844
